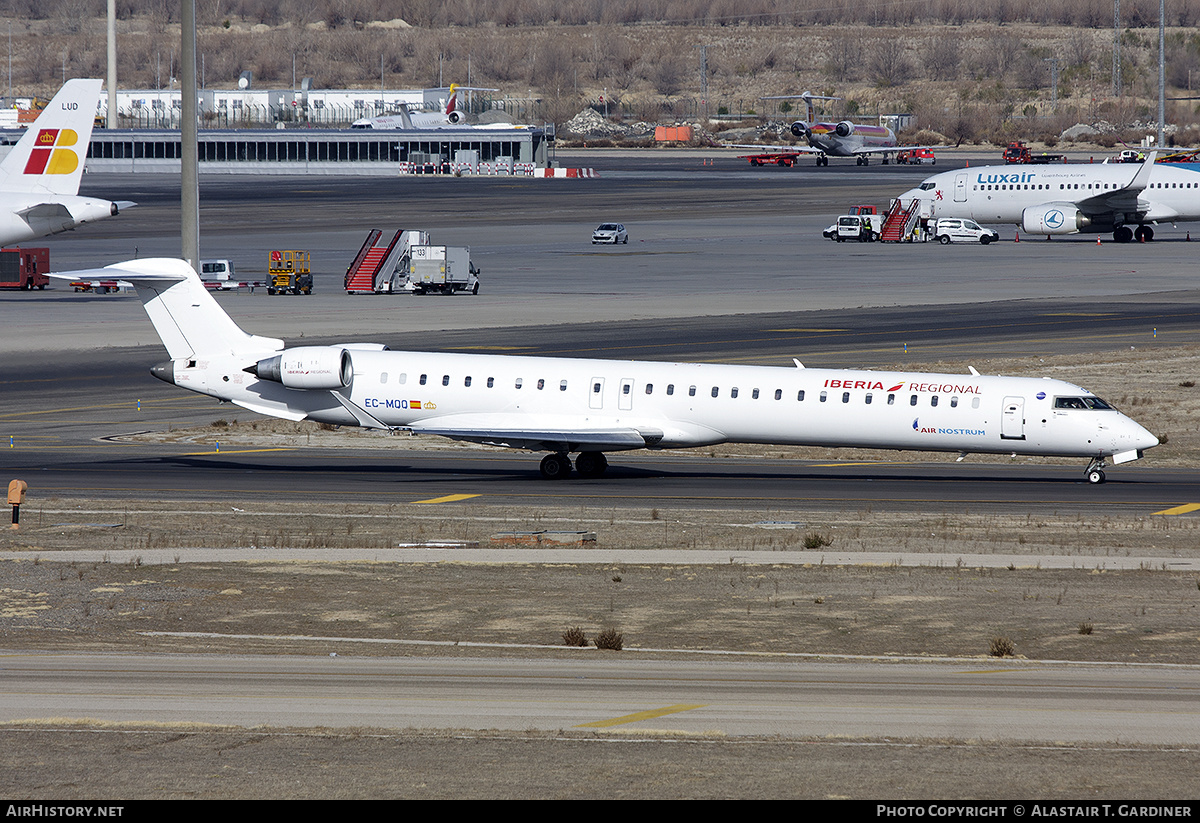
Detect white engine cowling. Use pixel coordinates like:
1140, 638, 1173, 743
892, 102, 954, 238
835, 120, 856, 137
1022, 204, 1090, 235
250, 347, 352, 390
446, 110, 464, 124
790, 120, 810, 138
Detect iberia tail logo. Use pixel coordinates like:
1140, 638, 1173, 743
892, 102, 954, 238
23, 128, 80, 175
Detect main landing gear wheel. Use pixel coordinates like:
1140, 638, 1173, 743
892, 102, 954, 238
539, 453, 572, 479
574, 452, 608, 477
1134, 225, 1154, 242
1114, 226, 1134, 243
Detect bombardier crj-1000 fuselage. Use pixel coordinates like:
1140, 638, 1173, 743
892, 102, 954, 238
56, 259, 1158, 483
896, 153, 1200, 243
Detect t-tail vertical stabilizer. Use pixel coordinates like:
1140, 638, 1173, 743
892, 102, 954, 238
52, 258, 283, 360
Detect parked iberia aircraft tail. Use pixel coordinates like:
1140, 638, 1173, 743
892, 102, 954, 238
54, 258, 1159, 484
0, 79, 132, 245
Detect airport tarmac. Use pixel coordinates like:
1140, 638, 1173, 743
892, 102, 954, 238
3, 152, 1200, 797
17, 151, 1200, 351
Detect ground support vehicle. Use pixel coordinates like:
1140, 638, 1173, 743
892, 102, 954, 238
934, 218, 1001, 245
267, 250, 312, 295
200, 259, 237, 290
404, 245, 481, 295
1003, 141, 1066, 164
834, 212, 883, 242
739, 152, 799, 167
896, 148, 936, 164
0, 247, 48, 289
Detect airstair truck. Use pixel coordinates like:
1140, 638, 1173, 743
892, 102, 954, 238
404, 245, 481, 295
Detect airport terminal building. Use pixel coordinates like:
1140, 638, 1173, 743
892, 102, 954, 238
75, 126, 554, 175
0, 83, 555, 175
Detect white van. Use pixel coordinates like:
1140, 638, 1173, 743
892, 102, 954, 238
933, 219, 1000, 245
200, 259, 236, 289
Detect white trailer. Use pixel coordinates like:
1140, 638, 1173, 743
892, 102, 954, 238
403, 244, 481, 295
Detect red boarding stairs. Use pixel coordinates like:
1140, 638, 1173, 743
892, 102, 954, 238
880, 199, 920, 242
344, 230, 403, 293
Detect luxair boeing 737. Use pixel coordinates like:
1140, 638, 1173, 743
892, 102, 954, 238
54, 259, 1158, 483
0, 79, 132, 245
895, 152, 1200, 242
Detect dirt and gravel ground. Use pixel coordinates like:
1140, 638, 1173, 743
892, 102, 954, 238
2, 543, 1199, 799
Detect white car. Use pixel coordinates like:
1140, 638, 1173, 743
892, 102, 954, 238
592, 223, 628, 244
934, 218, 1000, 245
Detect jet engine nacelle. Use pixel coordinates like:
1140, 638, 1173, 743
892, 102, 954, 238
446, 110, 465, 125
835, 121, 855, 137
1022, 204, 1091, 235
249, 347, 353, 390
790, 121, 810, 138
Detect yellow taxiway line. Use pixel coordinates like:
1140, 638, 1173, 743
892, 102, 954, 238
576, 704, 707, 728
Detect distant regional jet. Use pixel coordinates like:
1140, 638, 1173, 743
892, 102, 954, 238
350, 84, 523, 130
0, 79, 133, 245
896, 152, 1200, 243
52, 258, 1158, 484
730, 91, 936, 166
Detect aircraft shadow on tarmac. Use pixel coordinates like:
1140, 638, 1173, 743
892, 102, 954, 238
142, 453, 1133, 488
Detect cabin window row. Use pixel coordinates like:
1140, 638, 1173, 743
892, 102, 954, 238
377, 372, 568, 391
375, 371, 983, 410
973, 182, 1197, 192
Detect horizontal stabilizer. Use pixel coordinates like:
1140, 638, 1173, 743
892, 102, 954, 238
52, 258, 282, 360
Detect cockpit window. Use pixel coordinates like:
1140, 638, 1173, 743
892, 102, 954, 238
919, 182, 936, 190
1054, 396, 1113, 410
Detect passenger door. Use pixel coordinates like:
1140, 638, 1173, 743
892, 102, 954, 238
1001, 397, 1026, 440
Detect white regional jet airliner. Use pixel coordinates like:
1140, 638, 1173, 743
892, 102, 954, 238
895, 152, 1200, 243
0, 79, 132, 245
56, 259, 1158, 483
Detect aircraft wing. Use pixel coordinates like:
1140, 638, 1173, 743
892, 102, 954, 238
727, 144, 820, 154
856, 145, 939, 156
1074, 152, 1157, 214
404, 413, 662, 451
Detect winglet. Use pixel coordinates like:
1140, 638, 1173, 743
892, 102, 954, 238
1127, 151, 1158, 192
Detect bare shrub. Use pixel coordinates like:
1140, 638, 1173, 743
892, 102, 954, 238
1078, 622, 1094, 635
803, 532, 833, 549
562, 626, 587, 647
989, 636, 1016, 657
595, 627, 623, 651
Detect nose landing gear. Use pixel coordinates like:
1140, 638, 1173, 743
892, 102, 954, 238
1085, 457, 1107, 484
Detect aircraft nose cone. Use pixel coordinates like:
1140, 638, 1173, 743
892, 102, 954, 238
1119, 415, 1159, 452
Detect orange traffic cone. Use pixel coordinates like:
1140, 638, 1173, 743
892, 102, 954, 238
1014, 232, 1020, 243
1096, 236, 1102, 245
